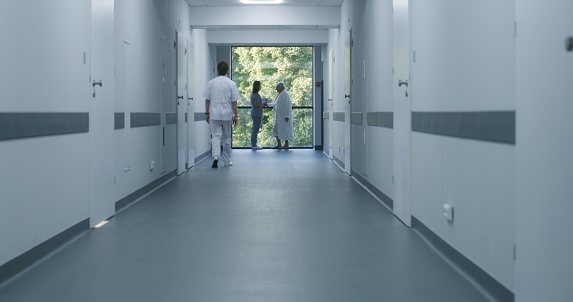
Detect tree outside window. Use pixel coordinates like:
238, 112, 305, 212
231, 46, 313, 148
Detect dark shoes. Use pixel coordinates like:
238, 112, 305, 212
212, 156, 219, 168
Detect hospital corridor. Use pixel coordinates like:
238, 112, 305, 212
1, 0, 573, 301
0, 150, 495, 301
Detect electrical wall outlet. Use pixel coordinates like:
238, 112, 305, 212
150, 160, 155, 170
443, 203, 454, 221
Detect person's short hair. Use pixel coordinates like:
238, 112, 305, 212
217, 61, 229, 76
276, 82, 286, 90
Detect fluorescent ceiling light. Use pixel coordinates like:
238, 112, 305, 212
241, 0, 283, 4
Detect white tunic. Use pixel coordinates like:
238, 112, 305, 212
202, 76, 240, 121
268, 90, 294, 141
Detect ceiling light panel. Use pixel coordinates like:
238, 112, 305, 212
186, 0, 343, 6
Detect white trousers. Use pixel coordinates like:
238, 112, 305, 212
210, 119, 232, 164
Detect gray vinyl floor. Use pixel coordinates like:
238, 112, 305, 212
0, 150, 491, 302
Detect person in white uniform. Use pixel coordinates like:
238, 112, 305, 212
203, 61, 240, 168
266, 82, 294, 149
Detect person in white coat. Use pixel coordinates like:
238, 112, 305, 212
266, 82, 294, 149
203, 61, 240, 168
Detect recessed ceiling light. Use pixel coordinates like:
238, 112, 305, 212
241, 0, 283, 4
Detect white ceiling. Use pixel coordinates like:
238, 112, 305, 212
186, 0, 343, 7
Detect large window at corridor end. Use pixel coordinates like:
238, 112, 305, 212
231, 46, 313, 148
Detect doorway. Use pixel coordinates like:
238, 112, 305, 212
176, 31, 188, 175
392, 0, 412, 227
89, 0, 115, 227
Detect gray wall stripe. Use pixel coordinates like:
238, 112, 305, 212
351, 112, 363, 125
333, 112, 345, 122
130, 112, 161, 128
166, 113, 177, 125
323, 112, 329, 120
195, 112, 206, 122
115, 112, 125, 129
412, 111, 515, 144
367, 112, 394, 128
412, 216, 514, 302
0, 112, 89, 141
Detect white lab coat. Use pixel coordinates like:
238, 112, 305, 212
268, 90, 294, 141
202, 75, 240, 121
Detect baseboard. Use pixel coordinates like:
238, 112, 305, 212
333, 155, 345, 169
0, 219, 89, 285
0, 169, 187, 286
351, 170, 393, 209
115, 169, 177, 212
195, 150, 211, 164
411, 216, 514, 302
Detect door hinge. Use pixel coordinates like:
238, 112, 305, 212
513, 244, 517, 260
514, 21, 517, 38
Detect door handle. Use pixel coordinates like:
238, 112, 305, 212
178, 95, 184, 100
398, 80, 408, 87
92, 80, 103, 87
345, 94, 351, 98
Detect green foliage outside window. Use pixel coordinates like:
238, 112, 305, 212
231, 46, 313, 147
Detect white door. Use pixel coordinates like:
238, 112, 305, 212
187, 40, 195, 168
90, 0, 115, 228
327, 48, 334, 159
344, 30, 352, 175
176, 31, 187, 175
515, 1, 573, 300
392, 0, 412, 227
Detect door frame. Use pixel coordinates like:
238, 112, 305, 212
344, 29, 352, 175
392, 0, 412, 227
327, 48, 334, 159
176, 31, 187, 175
89, 0, 115, 228
186, 37, 195, 168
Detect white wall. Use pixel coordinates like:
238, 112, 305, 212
0, 0, 91, 266
323, 29, 339, 158
0, 0, 194, 269
515, 1, 573, 301
115, 0, 165, 200
410, 0, 516, 290
343, 0, 516, 293
364, 0, 394, 201
350, 0, 394, 201
192, 29, 213, 158
330, 1, 349, 165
